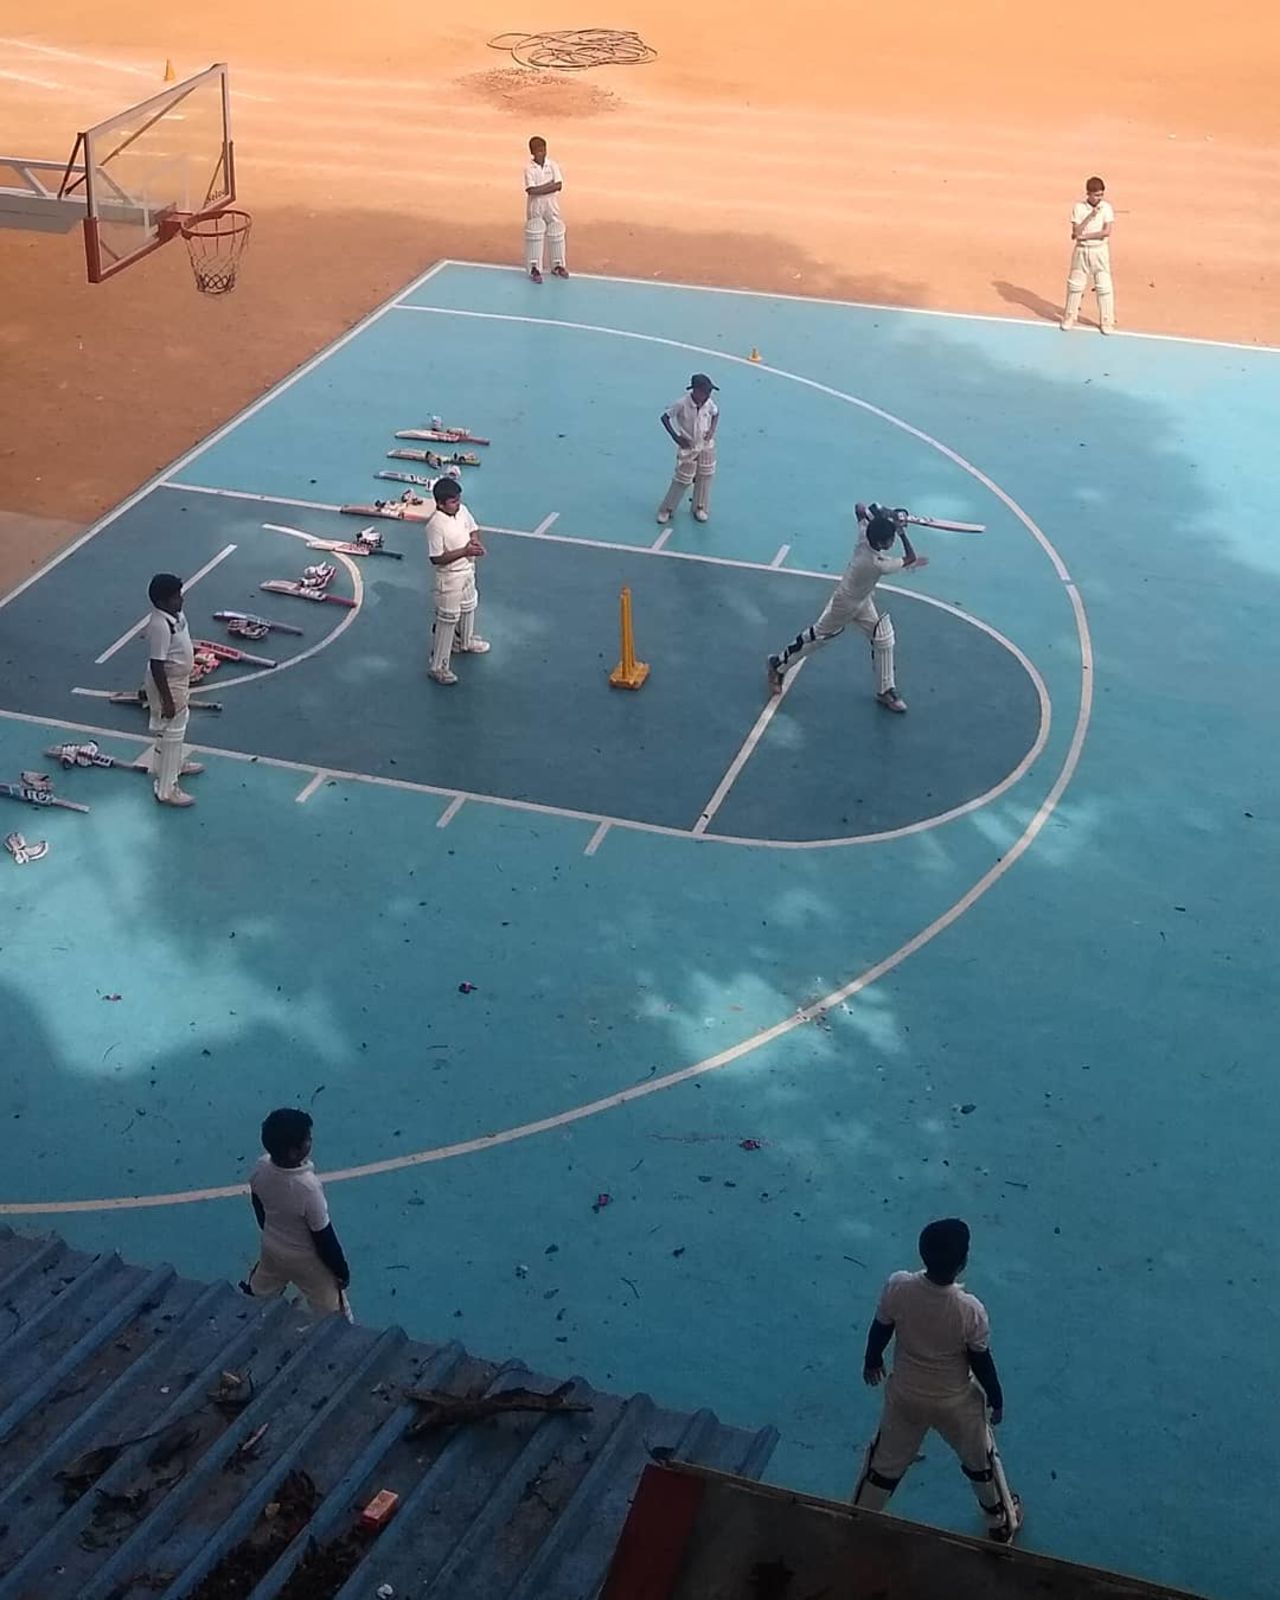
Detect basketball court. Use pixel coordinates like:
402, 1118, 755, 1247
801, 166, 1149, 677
1, 37, 1278, 1600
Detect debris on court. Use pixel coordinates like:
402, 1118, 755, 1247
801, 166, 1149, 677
739, 1138, 763, 1151
457, 981, 477, 994
591, 1192, 612, 1212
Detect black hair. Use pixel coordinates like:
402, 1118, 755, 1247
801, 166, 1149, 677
529, 135, 546, 151
148, 572, 182, 606
918, 1218, 970, 1282
432, 477, 462, 505
1086, 176, 1106, 191
261, 1107, 313, 1161
866, 512, 898, 549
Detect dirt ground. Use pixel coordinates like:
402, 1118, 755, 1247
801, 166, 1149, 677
1, 3, 1277, 591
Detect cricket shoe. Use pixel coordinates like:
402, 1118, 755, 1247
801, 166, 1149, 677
988, 1494, 1023, 1545
656, 509, 672, 525
529, 266, 543, 284
1059, 318, 1078, 331
155, 787, 196, 808
766, 655, 784, 697
693, 509, 709, 523
876, 688, 908, 714
551, 264, 570, 278
428, 667, 459, 686
456, 638, 491, 654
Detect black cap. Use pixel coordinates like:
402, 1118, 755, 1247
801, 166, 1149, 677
689, 373, 718, 392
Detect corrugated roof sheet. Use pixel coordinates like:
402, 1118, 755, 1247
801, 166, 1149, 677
0, 1226, 777, 1600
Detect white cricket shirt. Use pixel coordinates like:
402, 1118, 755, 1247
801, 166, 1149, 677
833, 515, 905, 607
144, 607, 195, 677
525, 157, 564, 220
875, 1270, 991, 1400
251, 1155, 331, 1255
1071, 198, 1114, 239
665, 393, 718, 449
426, 504, 479, 581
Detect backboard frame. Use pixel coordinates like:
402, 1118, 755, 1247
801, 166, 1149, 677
57, 63, 234, 283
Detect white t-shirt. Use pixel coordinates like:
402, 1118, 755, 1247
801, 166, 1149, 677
875, 1270, 991, 1400
1071, 198, 1114, 246
144, 607, 195, 677
525, 157, 564, 220
833, 514, 905, 607
665, 393, 718, 450
251, 1155, 330, 1255
426, 504, 479, 582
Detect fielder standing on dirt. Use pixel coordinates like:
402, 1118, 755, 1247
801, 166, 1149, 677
524, 135, 568, 284
1061, 175, 1115, 333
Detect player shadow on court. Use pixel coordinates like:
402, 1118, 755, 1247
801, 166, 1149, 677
991, 280, 1075, 327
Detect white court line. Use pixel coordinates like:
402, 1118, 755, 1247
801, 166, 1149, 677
770, 543, 791, 568
692, 666, 802, 834
584, 821, 610, 856
651, 528, 673, 552
172, 484, 343, 515
0, 68, 62, 89
76, 533, 362, 697
294, 771, 328, 804
531, 512, 560, 537
433, 259, 1280, 356
0, 39, 274, 101
436, 795, 466, 828
0, 260, 451, 617
95, 542, 237, 664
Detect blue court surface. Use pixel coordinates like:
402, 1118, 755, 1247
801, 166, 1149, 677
1, 262, 1277, 1599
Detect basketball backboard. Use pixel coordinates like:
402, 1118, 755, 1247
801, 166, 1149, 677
0, 63, 234, 282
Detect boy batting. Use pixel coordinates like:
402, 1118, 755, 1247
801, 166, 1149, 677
766, 502, 929, 712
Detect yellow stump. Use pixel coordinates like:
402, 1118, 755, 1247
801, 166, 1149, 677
749, 347, 762, 363
163, 58, 176, 82
608, 586, 650, 690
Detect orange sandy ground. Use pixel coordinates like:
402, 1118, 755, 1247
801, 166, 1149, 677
1, 3, 1277, 591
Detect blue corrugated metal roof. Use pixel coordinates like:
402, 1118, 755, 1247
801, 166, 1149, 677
0, 1226, 777, 1599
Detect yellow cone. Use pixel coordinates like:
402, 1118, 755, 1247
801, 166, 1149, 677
749, 347, 762, 363
163, 58, 176, 82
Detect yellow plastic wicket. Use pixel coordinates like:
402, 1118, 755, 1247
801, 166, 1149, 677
608, 586, 650, 689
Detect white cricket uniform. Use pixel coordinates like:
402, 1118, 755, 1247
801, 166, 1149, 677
246, 1155, 349, 1317
772, 513, 904, 695
853, 1271, 1003, 1519
1064, 198, 1115, 328
664, 393, 718, 486
524, 157, 566, 271
425, 505, 480, 620
143, 607, 195, 798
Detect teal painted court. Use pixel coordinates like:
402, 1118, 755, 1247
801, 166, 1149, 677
1, 262, 1276, 1600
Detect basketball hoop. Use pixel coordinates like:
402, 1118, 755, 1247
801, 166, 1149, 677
180, 206, 251, 294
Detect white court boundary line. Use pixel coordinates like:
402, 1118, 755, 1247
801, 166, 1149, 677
434, 259, 1280, 356
0, 259, 452, 617
693, 664, 804, 834
95, 543, 237, 664
0, 264, 1093, 1214
72, 529, 363, 697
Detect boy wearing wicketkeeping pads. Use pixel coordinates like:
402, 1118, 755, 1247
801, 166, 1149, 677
766, 502, 930, 713
657, 373, 719, 525
853, 1218, 1022, 1543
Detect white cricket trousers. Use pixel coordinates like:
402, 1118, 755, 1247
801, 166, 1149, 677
853, 1376, 1003, 1520
144, 673, 191, 799
245, 1239, 351, 1319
